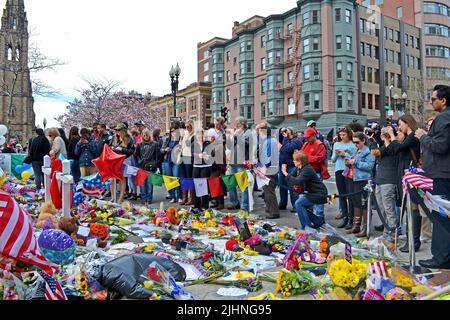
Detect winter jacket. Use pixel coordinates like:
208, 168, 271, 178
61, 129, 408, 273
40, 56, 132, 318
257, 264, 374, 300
279, 133, 303, 168
52, 136, 67, 159
67, 137, 80, 160
286, 164, 328, 204
96, 132, 113, 156
135, 141, 160, 172
420, 107, 450, 179
351, 146, 375, 182
112, 137, 134, 158
29, 135, 51, 162
161, 138, 180, 163
230, 128, 257, 165
374, 143, 398, 185
390, 133, 420, 180
75, 140, 98, 167
301, 141, 330, 179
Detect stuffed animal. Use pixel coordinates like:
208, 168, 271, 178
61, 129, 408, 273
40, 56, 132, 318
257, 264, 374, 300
166, 207, 181, 225
35, 202, 58, 229
58, 217, 79, 240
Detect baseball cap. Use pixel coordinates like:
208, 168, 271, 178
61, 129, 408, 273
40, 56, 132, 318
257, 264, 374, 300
135, 120, 145, 126
307, 120, 316, 127
304, 128, 318, 138
115, 123, 127, 130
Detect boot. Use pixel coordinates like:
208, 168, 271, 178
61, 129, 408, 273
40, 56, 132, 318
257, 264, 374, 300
356, 210, 368, 238
346, 209, 361, 234
181, 190, 188, 206
345, 202, 354, 230
400, 209, 422, 253
187, 190, 195, 206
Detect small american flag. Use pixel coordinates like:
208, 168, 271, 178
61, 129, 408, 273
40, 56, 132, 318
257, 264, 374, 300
402, 171, 433, 194
38, 270, 68, 301
0, 191, 59, 275
81, 173, 110, 198
368, 261, 389, 279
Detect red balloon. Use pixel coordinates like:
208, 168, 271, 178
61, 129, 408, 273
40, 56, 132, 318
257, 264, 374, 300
92, 144, 126, 182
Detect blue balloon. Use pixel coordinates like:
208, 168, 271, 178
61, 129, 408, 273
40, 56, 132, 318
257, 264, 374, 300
23, 163, 32, 170
15, 165, 24, 174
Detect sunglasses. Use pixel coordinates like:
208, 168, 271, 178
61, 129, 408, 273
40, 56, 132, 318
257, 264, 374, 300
353, 140, 362, 145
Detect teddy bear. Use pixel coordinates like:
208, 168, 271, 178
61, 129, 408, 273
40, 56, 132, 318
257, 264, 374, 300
166, 207, 181, 225
35, 202, 58, 229
58, 216, 79, 240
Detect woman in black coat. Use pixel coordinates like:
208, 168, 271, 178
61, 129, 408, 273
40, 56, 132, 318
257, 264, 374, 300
387, 115, 422, 253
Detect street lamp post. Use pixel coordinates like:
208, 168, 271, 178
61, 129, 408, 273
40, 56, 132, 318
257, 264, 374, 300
169, 63, 181, 121
393, 92, 408, 115
43, 118, 47, 130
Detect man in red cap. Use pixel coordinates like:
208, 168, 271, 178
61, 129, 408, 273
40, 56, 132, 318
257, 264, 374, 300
301, 128, 330, 218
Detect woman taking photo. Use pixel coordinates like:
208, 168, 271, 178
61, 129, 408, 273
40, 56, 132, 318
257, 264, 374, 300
387, 115, 422, 253
112, 123, 135, 204
192, 130, 215, 210
331, 127, 357, 229
345, 132, 376, 238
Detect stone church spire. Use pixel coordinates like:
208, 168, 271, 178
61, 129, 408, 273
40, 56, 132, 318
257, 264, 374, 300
0, 0, 34, 142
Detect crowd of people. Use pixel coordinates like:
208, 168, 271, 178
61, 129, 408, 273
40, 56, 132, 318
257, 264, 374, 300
20, 84, 450, 270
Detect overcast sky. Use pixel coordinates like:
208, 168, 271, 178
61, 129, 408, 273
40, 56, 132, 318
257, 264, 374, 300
15, 0, 297, 127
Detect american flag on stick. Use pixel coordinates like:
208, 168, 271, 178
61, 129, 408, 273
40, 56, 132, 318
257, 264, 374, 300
37, 270, 68, 300
0, 191, 59, 275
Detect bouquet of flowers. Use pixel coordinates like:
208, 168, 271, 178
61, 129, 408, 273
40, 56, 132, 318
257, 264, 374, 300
142, 262, 193, 300
276, 269, 321, 297
328, 259, 368, 289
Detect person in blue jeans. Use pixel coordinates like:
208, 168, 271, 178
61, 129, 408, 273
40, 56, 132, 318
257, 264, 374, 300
227, 117, 256, 211
278, 127, 303, 212
161, 124, 182, 203
282, 151, 328, 231
135, 129, 160, 206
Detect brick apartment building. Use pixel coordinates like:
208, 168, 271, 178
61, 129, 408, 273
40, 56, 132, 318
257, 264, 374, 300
147, 82, 212, 133
199, 0, 428, 136
358, 0, 450, 104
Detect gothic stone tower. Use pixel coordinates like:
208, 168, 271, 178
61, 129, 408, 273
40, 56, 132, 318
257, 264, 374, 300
0, 0, 34, 142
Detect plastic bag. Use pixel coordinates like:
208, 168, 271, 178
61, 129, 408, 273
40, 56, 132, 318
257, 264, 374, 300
97, 254, 186, 299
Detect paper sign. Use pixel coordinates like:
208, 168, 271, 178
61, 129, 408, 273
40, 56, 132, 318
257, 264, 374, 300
77, 226, 90, 237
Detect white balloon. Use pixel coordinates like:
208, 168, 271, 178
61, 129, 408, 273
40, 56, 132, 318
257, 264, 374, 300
0, 125, 7, 136
0, 136, 5, 145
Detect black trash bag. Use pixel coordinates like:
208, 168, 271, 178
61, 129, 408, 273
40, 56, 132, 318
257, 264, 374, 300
96, 253, 186, 299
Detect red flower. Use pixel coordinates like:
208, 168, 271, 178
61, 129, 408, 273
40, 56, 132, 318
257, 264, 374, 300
202, 252, 213, 259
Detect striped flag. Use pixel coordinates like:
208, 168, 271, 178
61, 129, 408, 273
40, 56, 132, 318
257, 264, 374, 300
0, 191, 59, 275
37, 270, 67, 300
402, 171, 433, 194
81, 173, 110, 198
368, 261, 389, 279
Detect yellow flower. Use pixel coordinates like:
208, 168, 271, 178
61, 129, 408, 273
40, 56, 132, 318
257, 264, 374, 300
204, 262, 211, 268
242, 259, 249, 266
204, 211, 211, 219
145, 244, 156, 252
